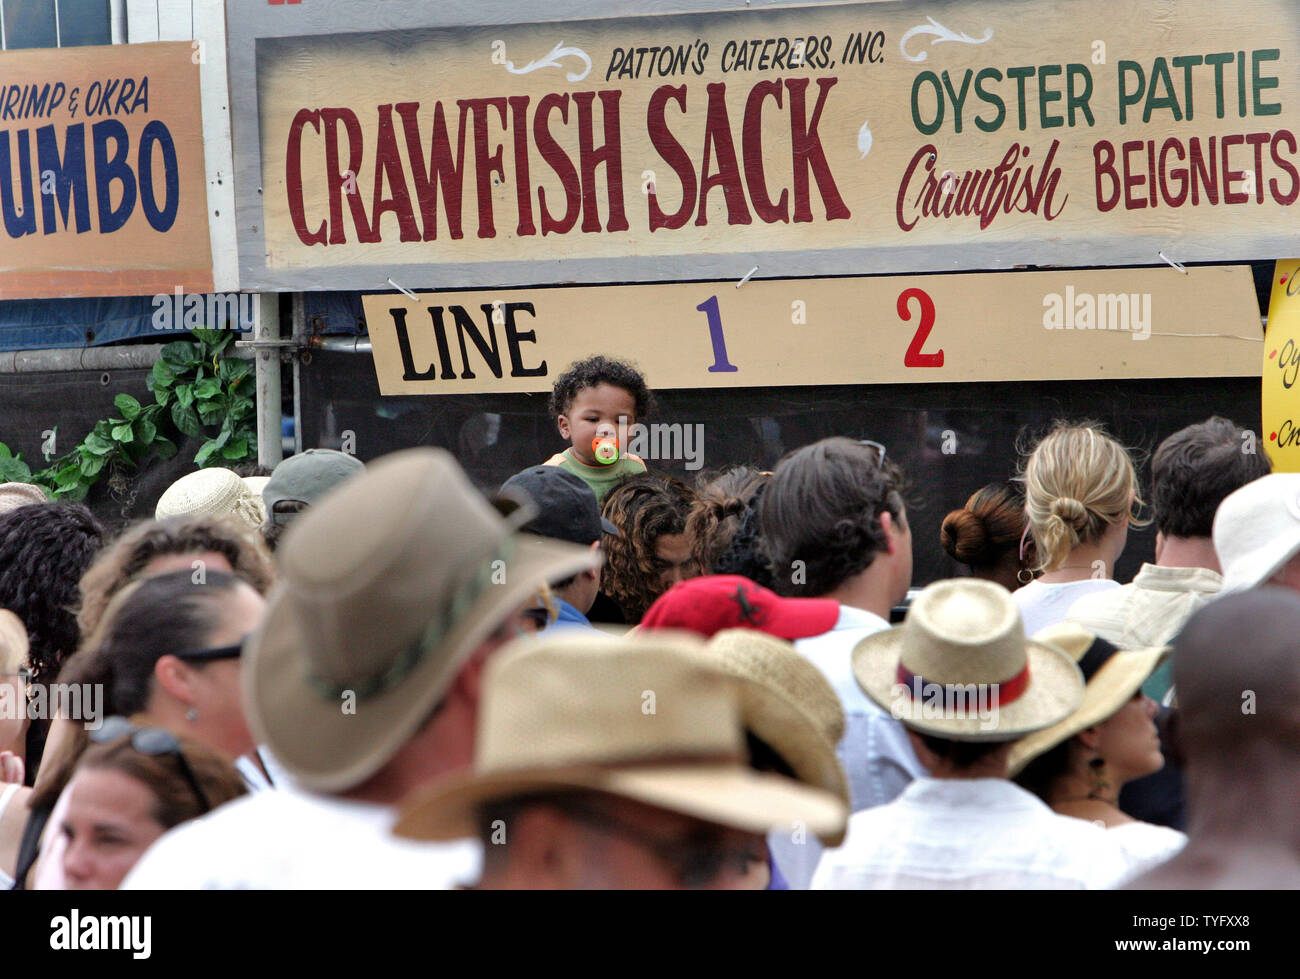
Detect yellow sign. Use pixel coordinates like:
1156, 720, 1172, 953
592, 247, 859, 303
1262, 259, 1300, 471
243, 0, 1300, 290
0, 42, 213, 300
362, 266, 1260, 395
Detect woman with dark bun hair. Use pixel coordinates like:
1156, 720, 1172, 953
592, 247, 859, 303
940, 481, 1034, 592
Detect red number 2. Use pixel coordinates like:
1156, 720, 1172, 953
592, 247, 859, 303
898, 288, 944, 368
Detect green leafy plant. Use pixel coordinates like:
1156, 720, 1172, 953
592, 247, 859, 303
0, 329, 256, 502
147, 328, 256, 469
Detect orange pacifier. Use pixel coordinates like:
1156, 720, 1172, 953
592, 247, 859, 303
592, 435, 620, 465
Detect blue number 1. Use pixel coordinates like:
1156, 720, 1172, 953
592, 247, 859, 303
697, 295, 738, 372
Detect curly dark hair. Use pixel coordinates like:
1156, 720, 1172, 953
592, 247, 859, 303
685, 467, 774, 587
548, 355, 656, 420
600, 473, 697, 622
759, 438, 906, 597
0, 502, 104, 686
77, 514, 275, 640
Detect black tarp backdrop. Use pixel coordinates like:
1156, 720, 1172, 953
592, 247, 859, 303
298, 348, 1259, 588
0, 369, 196, 531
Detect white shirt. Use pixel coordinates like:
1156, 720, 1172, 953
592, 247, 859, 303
121, 785, 481, 889
811, 777, 1133, 889
233, 745, 294, 793
1014, 578, 1120, 635
1066, 563, 1221, 648
768, 606, 926, 889
1108, 821, 1188, 884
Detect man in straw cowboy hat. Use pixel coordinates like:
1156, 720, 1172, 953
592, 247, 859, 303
1127, 588, 1300, 889
394, 631, 847, 889
812, 578, 1136, 889
123, 448, 598, 889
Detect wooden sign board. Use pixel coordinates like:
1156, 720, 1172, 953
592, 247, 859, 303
362, 265, 1261, 395
0, 42, 213, 300
230, 0, 1300, 291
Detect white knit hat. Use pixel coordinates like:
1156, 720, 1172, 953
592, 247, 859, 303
155, 468, 264, 530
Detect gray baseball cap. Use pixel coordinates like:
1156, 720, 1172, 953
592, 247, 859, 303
263, 449, 365, 527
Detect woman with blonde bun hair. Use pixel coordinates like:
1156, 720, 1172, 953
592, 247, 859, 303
1014, 422, 1148, 634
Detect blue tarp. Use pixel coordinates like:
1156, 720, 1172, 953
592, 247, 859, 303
0, 291, 362, 352
0, 295, 166, 351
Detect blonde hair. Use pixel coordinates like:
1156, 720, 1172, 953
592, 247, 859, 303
1023, 422, 1148, 572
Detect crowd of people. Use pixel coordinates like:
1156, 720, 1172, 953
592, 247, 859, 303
0, 353, 1297, 889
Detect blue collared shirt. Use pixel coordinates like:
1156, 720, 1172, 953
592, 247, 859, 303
546, 598, 596, 631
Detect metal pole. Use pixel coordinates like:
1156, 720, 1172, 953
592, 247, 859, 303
255, 293, 283, 468
291, 292, 305, 455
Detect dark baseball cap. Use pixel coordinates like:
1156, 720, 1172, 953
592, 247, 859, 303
498, 466, 619, 545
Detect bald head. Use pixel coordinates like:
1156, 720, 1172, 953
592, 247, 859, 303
1174, 588, 1300, 753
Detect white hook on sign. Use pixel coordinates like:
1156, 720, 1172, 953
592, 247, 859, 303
387, 278, 420, 300
1157, 251, 1188, 275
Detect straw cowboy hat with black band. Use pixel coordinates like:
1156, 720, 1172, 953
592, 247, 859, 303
243, 448, 600, 793
1007, 622, 1170, 777
852, 578, 1085, 742
393, 632, 848, 843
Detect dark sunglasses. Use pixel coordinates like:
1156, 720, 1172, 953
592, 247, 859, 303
88, 716, 212, 814
553, 798, 763, 888
171, 636, 247, 662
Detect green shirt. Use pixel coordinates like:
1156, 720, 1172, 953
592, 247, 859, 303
545, 448, 647, 504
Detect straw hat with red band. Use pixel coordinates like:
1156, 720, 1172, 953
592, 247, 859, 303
1006, 622, 1170, 777
852, 578, 1085, 742
639, 574, 839, 640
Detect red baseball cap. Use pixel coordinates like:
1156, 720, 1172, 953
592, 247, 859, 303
640, 575, 839, 640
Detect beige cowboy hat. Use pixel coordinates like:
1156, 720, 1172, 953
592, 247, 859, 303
155, 467, 264, 530
393, 632, 848, 843
243, 448, 600, 793
0, 609, 29, 674
852, 578, 1085, 742
699, 629, 849, 845
1007, 622, 1170, 777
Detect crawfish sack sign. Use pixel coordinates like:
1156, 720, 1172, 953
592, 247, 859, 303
231, 0, 1300, 291
0, 42, 213, 300
1262, 259, 1300, 472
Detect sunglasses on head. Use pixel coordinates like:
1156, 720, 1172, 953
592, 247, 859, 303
857, 439, 887, 464
88, 716, 212, 814
171, 636, 248, 662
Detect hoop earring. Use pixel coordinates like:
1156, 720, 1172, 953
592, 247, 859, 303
1017, 568, 1034, 585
